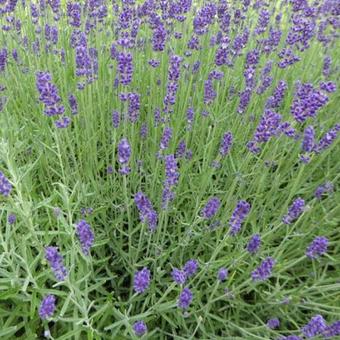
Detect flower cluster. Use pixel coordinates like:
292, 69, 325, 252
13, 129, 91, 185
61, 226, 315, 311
201, 197, 220, 220
162, 154, 179, 209
229, 200, 251, 235
134, 192, 158, 231
36, 71, 65, 117
133, 267, 151, 294
247, 234, 261, 254
301, 314, 327, 338
39, 295, 56, 320
306, 236, 328, 259
117, 138, 131, 175
290, 82, 328, 123
0, 171, 12, 197
75, 220, 94, 255
282, 198, 305, 224
45, 246, 67, 281
251, 257, 275, 281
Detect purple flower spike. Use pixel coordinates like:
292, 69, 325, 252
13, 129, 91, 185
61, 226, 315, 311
217, 268, 228, 282
282, 198, 305, 224
45, 246, 67, 281
302, 126, 315, 152
112, 111, 120, 129
290, 83, 328, 123
133, 267, 151, 294
171, 268, 186, 285
178, 287, 193, 309
117, 52, 133, 86
55, 116, 71, 129
320, 81, 336, 93
219, 132, 233, 157
306, 236, 328, 259
301, 315, 327, 338
322, 320, 340, 338
133, 321, 147, 337
36, 71, 65, 117
164, 155, 179, 186
68, 94, 78, 115
160, 127, 172, 151
0, 171, 12, 197
201, 197, 220, 219
247, 110, 282, 153
7, 214, 16, 224
118, 138, 131, 175
247, 234, 261, 254
183, 259, 198, 278
314, 124, 340, 153
75, 220, 94, 255
251, 257, 275, 281
39, 295, 56, 320
267, 318, 280, 329
315, 182, 333, 199
162, 155, 179, 209
229, 200, 251, 236
134, 192, 158, 231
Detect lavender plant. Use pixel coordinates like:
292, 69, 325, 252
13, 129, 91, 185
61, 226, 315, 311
0, 0, 339, 338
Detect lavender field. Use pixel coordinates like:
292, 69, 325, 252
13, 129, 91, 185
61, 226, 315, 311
0, 0, 340, 339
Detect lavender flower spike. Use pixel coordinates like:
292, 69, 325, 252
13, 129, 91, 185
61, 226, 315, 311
217, 268, 228, 282
133, 321, 147, 337
178, 287, 193, 309
251, 257, 275, 281
45, 246, 67, 281
247, 234, 261, 254
219, 132, 233, 157
229, 200, 251, 235
75, 220, 94, 255
118, 138, 131, 175
301, 315, 327, 338
183, 259, 198, 278
134, 192, 158, 231
306, 236, 328, 259
267, 318, 280, 329
201, 197, 220, 219
133, 267, 151, 294
172, 268, 186, 285
0, 171, 12, 197
39, 295, 56, 320
282, 198, 305, 224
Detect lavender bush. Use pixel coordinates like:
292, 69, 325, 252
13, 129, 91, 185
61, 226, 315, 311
0, 0, 339, 338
